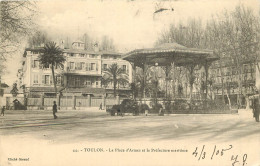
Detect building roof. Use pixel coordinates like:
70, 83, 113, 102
63, 49, 98, 54
23, 47, 44, 57
63, 49, 122, 56
72, 41, 85, 44
23, 47, 122, 57
99, 50, 122, 56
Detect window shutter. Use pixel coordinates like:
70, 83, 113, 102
86, 63, 89, 71
31, 60, 34, 68
42, 75, 45, 84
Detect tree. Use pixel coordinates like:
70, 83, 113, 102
81, 33, 95, 50
0, 1, 36, 59
100, 35, 115, 51
80, 34, 116, 51
103, 63, 128, 97
0, 1, 36, 87
146, 71, 160, 105
101, 77, 110, 89
156, 4, 260, 108
10, 83, 19, 97
208, 5, 260, 107
38, 42, 66, 96
28, 30, 51, 48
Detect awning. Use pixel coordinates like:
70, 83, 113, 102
61, 87, 105, 94
29, 87, 64, 93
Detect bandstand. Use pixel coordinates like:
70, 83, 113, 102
123, 42, 218, 107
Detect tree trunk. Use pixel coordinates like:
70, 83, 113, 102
51, 64, 59, 108
113, 81, 116, 98
51, 64, 57, 94
237, 67, 243, 108
221, 78, 225, 104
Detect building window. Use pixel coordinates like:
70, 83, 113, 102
90, 54, 96, 58
86, 63, 90, 71
81, 62, 85, 70
91, 78, 95, 86
85, 81, 91, 87
75, 62, 82, 70
122, 65, 127, 73
75, 77, 80, 87
69, 62, 75, 70
56, 76, 61, 85
33, 74, 38, 84
68, 76, 75, 87
43, 64, 50, 69
44, 75, 50, 85
33, 60, 39, 68
91, 63, 96, 71
103, 64, 107, 70
80, 54, 85, 57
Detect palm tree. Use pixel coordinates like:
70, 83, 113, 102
101, 77, 110, 89
103, 63, 128, 97
38, 42, 66, 96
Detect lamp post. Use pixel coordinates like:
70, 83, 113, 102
155, 63, 158, 106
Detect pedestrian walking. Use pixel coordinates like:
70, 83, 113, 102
53, 101, 58, 119
1, 106, 5, 116
252, 98, 260, 122
99, 103, 102, 110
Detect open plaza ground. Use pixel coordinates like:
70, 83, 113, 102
0, 109, 259, 143
0, 109, 260, 166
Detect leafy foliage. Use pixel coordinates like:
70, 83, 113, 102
103, 63, 129, 97
0, 1, 36, 59
10, 83, 18, 97
38, 42, 65, 95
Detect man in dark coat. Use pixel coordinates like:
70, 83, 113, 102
252, 98, 259, 122
1, 106, 5, 116
53, 101, 58, 119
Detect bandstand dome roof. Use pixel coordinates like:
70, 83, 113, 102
123, 42, 218, 67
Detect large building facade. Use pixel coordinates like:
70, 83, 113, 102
208, 56, 256, 106
20, 41, 132, 98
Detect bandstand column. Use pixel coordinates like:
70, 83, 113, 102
141, 62, 148, 100
161, 64, 171, 99
130, 62, 137, 100
204, 61, 209, 102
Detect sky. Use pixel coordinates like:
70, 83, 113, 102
2, 0, 259, 85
